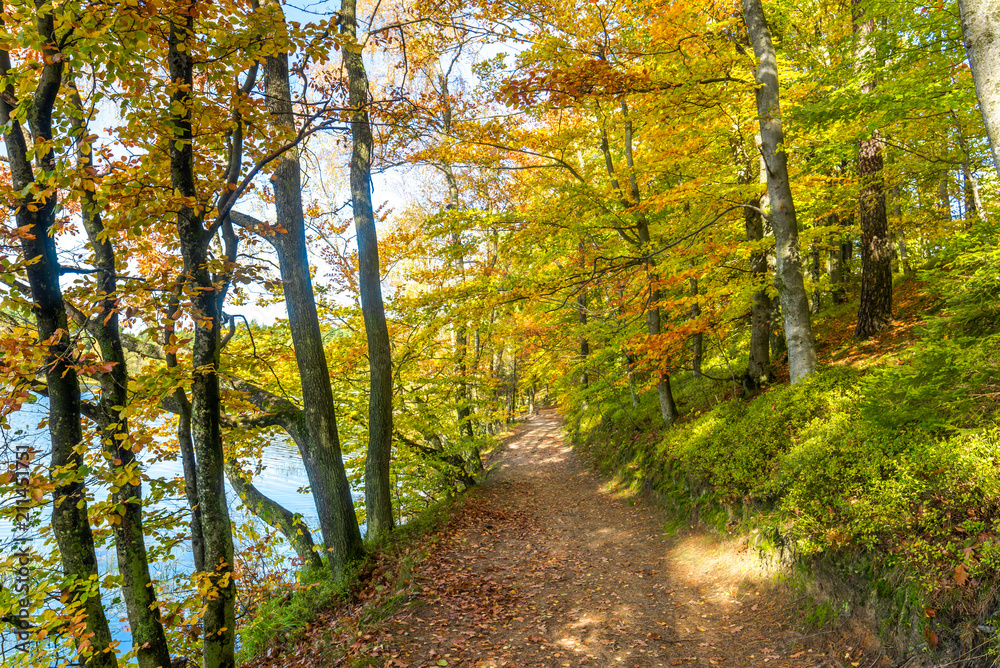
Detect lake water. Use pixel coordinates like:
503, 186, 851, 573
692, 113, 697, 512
0, 396, 361, 663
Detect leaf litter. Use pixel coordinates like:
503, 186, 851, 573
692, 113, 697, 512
246, 411, 886, 667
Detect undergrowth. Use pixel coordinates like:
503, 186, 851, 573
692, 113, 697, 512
237, 493, 468, 664
569, 245, 1000, 663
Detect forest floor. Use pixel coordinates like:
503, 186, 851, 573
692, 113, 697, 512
256, 411, 887, 668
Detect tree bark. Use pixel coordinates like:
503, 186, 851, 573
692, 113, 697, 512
164, 288, 205, 573
689, 276, 703, 379
341, 0, 395, 542
260, 15, 365, 574
939, 177, 953, 220
958, 0, 1000, 178
0, 12, 119, 667
168, 11, 235, 666
853, 2, 893, 339
742, 0, 817, 382
578, 243, 590, 390
733, 134, 771, 384
437, 74, 475, 443
68, 82, 172, 668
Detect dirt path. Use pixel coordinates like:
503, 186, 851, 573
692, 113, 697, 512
370, 411, 870, 668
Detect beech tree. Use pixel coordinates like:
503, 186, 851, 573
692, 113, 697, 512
742, 0, 817, 383
959, 0, 1000, 177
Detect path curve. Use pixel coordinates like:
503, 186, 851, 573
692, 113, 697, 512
375, 410, 864, 668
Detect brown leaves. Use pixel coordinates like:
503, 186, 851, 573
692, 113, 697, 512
954, 563, 968, 587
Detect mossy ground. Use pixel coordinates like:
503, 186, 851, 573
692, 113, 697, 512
567, 251, 1000, 665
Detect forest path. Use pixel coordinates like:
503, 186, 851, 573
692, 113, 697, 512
375, 410, 861, 668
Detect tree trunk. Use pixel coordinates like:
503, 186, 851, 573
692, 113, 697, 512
899, 236, 913, 276
164, 289, 205, 573
168, 12, 235, 666
733, 134, 771, 384
261, 24, 365, 573
852, 2, 893, 339
625, 353, 639, 407
689, 276, 703, 379
598, 105, 678, 425
68, 83, 172, 668
742, 0, 818, 383
810, 245, 822, 314
958, 0, 1000, 177
939, 178, 953, 220
854, 126, 893, 339
0, 19, 119, 668
827, 214, 847, 303
341, 0, 395, 543
578, 243, 590, 390
439, 117, 474, 442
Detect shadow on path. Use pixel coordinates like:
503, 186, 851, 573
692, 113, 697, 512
378, 410, 853, 668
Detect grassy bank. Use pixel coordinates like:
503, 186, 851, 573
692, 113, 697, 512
569, 249, 1000, 663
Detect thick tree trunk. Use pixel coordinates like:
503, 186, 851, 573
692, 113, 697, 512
742, 0, 817, 383
69, 84, 172, 668
261, 28, 365, 574
168, 13, 235, 667
958, 0, 1000, 177
0, 20, 119, 668
341, 0, 394, 542
853, 5, 893, 339
854, 128, 893, 339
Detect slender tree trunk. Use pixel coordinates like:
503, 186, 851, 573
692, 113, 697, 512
164, 288, 205, 572
599, 105, 678, 425
955, 121, 989, 224
68, 83, 172, 668
168, 12, 235, 666
578, 243, 590, 390
899, 236, 913, 275
828, 214, 847, 303
939, 178, 953, 220
0, 16, 119, 668
439, 147, 474, 441
958, 0, 1000, 177
810, 246, 822, 314
689, 276, 703, 379
625, 353, 639, 407
341, 0, 394, 542
742, 0, 817, 382
260, 23, 365, 572
733, 134, 771, 384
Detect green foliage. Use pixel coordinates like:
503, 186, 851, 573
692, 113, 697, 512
572, 258, 1000, 653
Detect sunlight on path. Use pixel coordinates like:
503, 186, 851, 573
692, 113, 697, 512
381, 411, 840, 668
